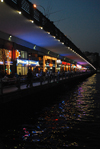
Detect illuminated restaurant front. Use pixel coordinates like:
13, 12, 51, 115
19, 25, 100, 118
42, 56, 75, 73
0, 47, 85, 76
0, 48, 40, 76
61, 61, 71, 72
0, 48, 13, 75
56, 60, 71, 72
16, 59, 39, 75
43, 56, 57, 72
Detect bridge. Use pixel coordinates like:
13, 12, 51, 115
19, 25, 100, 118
0, 0, 96, 73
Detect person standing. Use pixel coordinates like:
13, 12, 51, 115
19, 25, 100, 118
26, 69, 33, 87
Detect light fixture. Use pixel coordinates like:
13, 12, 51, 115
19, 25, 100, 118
33, 4, 37, 8
67, 47, 70, 49
33, 45, 36, 50
47, 32, 50, 34
39, 26, 43, 29
31, 20, 34, 23
18, 11, 21, 14
8, 35, 12, 41
48, 51, 50, 54
1, 0, 3, 2
33, 4, 45, 16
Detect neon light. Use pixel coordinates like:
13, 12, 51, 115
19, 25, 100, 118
0, 61, 3, 65
5, 61, 13, 65
17, 59, 28, 65
66, 63, 70, 66
17, 59, 39, 66
62, 61, 67, 65
28, 60, 39, 66
7, 51, 12, 59
76, 64, 82, 68
16, 50, 20, 58
49, 63, 53, 67
56, 60, 62, 64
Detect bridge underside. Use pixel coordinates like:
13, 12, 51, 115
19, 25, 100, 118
0, 2, 91, 68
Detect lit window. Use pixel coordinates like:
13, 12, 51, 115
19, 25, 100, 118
20, 51, 27, 59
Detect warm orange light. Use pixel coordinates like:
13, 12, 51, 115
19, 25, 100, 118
7, 51, 12, 59
16, 50, 20, 58
33, 4, 37, 8
49, 63, 53, 67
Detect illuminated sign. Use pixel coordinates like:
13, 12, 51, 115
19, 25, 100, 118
5, 61, 13, 65
7, 51, 12, 59
66, 63, 70, 66
62, 61, 67, 65
17, 59, 39, 66
56, 60, 62, 64
16, 50, 20, 58
28, 60, 39, 66
62, 62, 71, 65
0, 61, 13, 65
76, 64, 82, 69
17, 59, 28, 65
0, 61, 3, 65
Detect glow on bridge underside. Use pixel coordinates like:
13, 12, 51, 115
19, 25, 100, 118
0, 1, 96, 70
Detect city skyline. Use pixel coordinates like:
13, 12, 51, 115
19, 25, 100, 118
30, 0, 100, 55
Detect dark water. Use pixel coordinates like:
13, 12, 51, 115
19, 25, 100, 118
1, 73, 100, 148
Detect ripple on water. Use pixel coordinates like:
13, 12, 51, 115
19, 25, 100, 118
2, 74, 100, 148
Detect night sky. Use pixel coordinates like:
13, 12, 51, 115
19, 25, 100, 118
29, 0, 100, 55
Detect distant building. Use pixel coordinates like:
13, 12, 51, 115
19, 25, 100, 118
83, 51, 100, 69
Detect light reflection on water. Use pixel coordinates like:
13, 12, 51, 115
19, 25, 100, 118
3, 74, 100, 148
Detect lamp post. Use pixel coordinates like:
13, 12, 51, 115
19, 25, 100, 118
33, 4, 45, 16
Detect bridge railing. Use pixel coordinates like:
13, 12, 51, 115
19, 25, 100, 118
0, 71, 94, 95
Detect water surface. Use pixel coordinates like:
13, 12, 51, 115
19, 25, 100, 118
1, 73, 100, 148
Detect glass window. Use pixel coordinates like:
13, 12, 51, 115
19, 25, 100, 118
24, 51, 27, 59
17, 64, 28, 75
21, 51, 27, 59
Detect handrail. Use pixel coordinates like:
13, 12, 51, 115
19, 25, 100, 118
0, 71, 95, 95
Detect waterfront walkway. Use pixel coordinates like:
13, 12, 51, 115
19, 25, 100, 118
2, 77, 65, 94
0, 72, 95, 103
3, 79, 50, 94
1, 72, 93, 95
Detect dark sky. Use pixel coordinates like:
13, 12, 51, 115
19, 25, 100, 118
30, 0, 100, 55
